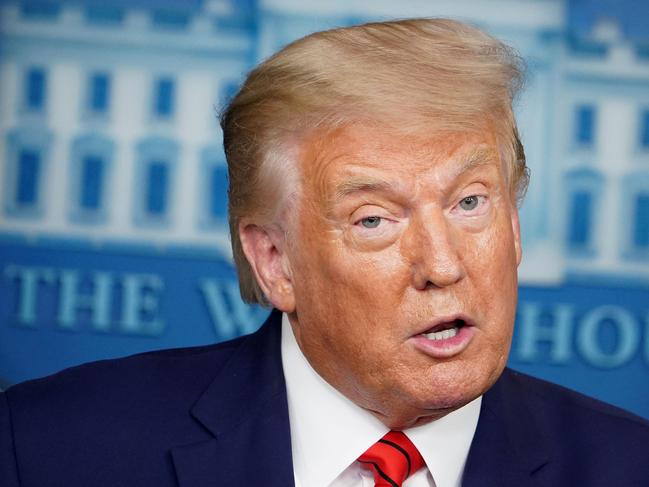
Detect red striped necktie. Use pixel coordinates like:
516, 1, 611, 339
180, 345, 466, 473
358, 431, 426, 486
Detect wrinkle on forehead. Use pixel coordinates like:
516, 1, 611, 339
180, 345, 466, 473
331, 145, 500, 201
295, 124, 504, 214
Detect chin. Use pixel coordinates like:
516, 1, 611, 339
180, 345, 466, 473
410, 361, 504, 412
378, 400, 461, 430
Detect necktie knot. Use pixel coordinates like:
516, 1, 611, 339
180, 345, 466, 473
358, 431, 425, 486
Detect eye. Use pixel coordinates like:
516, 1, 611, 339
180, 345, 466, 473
359, 216, 382, 228
459, 196, 479, 210
458, 195, 480, 211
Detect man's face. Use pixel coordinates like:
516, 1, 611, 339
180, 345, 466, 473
283, 124, 521, 428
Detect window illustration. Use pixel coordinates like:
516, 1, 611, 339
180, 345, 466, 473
622, 173, 649, 257
640, 109, 649, 150
79, 155, 105, 210
208, 164, 228, 222
568, 191, 593, 248
633, 193, 649, 249
575, 104, 596, 148
4, 128, 52, 217
200, 146, 228, 227
69, 134, 114, 222
24, 67, 47, 112
152, 77, 175, 119
145, 160, 170, 216
87, 72, 111, 116
135, 137, 178, 225
152, 9, 190, 30
85, 5, 125, 26
20, 2, 60, 20
565, 168, 603, 254
16, 149, 41, 207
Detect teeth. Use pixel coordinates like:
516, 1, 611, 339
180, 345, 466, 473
424, 327, 459, 341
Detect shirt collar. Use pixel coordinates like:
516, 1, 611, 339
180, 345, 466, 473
281, 313, 482, 487
407, 393, 481, 487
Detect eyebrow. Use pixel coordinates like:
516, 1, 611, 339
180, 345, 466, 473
331, 146, 500, 204
333, 177, 395, 202
453, 146, 500, 177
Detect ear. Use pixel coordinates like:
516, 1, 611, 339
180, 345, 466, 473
238, 221, 296, 312
510, 205, 522, 266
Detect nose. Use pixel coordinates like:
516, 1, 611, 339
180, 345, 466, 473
402, 209, 465, 290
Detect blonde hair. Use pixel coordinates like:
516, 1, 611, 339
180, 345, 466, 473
221, 18, 528, 305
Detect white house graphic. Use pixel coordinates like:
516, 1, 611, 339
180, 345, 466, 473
1, 0, 648, 285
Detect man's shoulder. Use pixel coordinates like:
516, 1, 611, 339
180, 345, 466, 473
0, 313, 284, 486
466, 369, 649, 486
0, 331, 262, 458
497, 368, 649, 470
4, 334, 248, 410
500, 367, 649, 432
2, 310, 282, 426
0, 332, 263, 486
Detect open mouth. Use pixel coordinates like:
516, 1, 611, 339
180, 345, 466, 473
421, 319, 467, 341
412, 317, 475, 357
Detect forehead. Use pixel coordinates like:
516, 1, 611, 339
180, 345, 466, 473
297, 124, 502, 196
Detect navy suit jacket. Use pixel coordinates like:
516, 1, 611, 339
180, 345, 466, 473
2, 310, 649, 486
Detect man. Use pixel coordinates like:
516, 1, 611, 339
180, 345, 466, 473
1, 18, 648, 487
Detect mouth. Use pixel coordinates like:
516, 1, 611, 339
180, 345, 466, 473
420, 318, 469, 341
411, 316, 476, 358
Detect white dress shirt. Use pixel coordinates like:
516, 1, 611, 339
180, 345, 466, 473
281, 314, 482, 487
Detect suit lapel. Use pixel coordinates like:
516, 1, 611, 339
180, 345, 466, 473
462, 369, 551, 487
171, 311, 294, 487
170, 318, 550, 487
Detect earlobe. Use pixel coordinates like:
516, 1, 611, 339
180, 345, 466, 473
239, 222, 296, 312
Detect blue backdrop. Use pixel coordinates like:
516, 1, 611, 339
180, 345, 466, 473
1, 0, 648, 419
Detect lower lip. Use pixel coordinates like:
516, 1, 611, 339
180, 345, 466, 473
410, 326, 475, 359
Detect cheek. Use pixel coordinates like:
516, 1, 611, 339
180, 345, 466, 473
301, 228, 405, 302
291, 246, 406, 356
463, 209, 518, 274
461, 213, 519, 329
